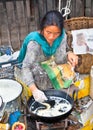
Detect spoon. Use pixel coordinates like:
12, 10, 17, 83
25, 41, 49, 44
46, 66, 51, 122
31, 99, 55, 111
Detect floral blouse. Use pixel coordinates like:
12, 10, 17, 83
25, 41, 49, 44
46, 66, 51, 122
20, 33, 68, 88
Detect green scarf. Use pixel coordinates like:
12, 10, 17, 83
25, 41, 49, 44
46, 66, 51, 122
18, 29, 65, 63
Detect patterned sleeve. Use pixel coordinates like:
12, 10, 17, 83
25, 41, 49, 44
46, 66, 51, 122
21, 41, 41, 86
55, 33, 68, 64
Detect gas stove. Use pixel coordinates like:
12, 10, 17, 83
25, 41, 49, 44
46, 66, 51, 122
36, 119, 68, 130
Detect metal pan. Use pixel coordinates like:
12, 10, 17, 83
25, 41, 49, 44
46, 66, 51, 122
27, 89, 76, 123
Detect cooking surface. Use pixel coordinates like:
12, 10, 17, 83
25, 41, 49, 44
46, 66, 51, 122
27, 89, 74, 124
27, 96, 92, 130
30, 96, 72, 117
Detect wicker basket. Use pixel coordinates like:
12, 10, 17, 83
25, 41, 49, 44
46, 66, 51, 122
64, 17, 93, 74
64, 17, 93, 31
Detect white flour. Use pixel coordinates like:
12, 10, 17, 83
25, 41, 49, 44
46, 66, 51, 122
0, 79, 22, 103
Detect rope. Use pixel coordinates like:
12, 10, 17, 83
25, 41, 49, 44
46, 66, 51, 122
59, 0, 71, 20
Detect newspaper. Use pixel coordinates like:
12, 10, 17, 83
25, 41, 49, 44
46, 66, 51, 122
71, 28, 93, 55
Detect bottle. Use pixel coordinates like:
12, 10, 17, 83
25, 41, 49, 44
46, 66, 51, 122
90, 65, 93, 99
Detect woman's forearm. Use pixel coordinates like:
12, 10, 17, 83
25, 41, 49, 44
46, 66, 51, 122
29, 83, 38, 92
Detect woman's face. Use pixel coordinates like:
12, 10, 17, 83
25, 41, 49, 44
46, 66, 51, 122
43, 25, 61, 46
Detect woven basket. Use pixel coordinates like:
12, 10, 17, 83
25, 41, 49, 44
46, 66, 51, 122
64, 17, 93, 74
64, 17, 93, 31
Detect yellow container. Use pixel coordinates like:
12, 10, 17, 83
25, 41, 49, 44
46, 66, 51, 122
0, 123, 10, 130
80, 122, 93, 130
74, 76, 90, 99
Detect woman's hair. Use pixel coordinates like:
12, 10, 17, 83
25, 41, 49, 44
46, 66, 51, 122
40, 10, 64, 33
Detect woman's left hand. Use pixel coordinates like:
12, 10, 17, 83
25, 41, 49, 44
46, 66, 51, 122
67, 51, 78, 67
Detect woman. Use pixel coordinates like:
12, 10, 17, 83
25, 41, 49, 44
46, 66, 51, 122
17, 10, 78, 102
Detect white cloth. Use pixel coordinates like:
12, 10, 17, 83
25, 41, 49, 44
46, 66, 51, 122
0, 51, 19, 63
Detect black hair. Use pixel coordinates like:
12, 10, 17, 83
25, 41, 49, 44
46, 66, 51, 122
40, 10, 64, 33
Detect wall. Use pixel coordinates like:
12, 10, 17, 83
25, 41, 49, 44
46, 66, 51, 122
0, 0, 93, 51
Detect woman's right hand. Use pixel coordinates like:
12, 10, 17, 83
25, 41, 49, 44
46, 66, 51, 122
67, 51, 78, 67
32, 89, 48, 102
29, 83, 47, 102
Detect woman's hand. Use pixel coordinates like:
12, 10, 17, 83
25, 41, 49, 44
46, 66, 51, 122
29, 83, 47, 102
32, 89, 48, 102
67, 51, 78, 67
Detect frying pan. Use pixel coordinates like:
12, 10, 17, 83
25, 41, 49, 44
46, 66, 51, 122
27, 89, 77, 123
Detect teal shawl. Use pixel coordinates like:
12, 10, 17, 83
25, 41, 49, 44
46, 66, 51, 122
18, 29, 65, 63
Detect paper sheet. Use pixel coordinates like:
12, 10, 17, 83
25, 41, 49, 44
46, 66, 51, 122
71, 28, 93, 55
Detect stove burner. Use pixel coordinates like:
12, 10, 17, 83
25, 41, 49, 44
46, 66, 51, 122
36, 119, 68, 130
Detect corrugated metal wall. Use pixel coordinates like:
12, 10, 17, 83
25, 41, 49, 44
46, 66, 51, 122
0, 0, 93, 51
